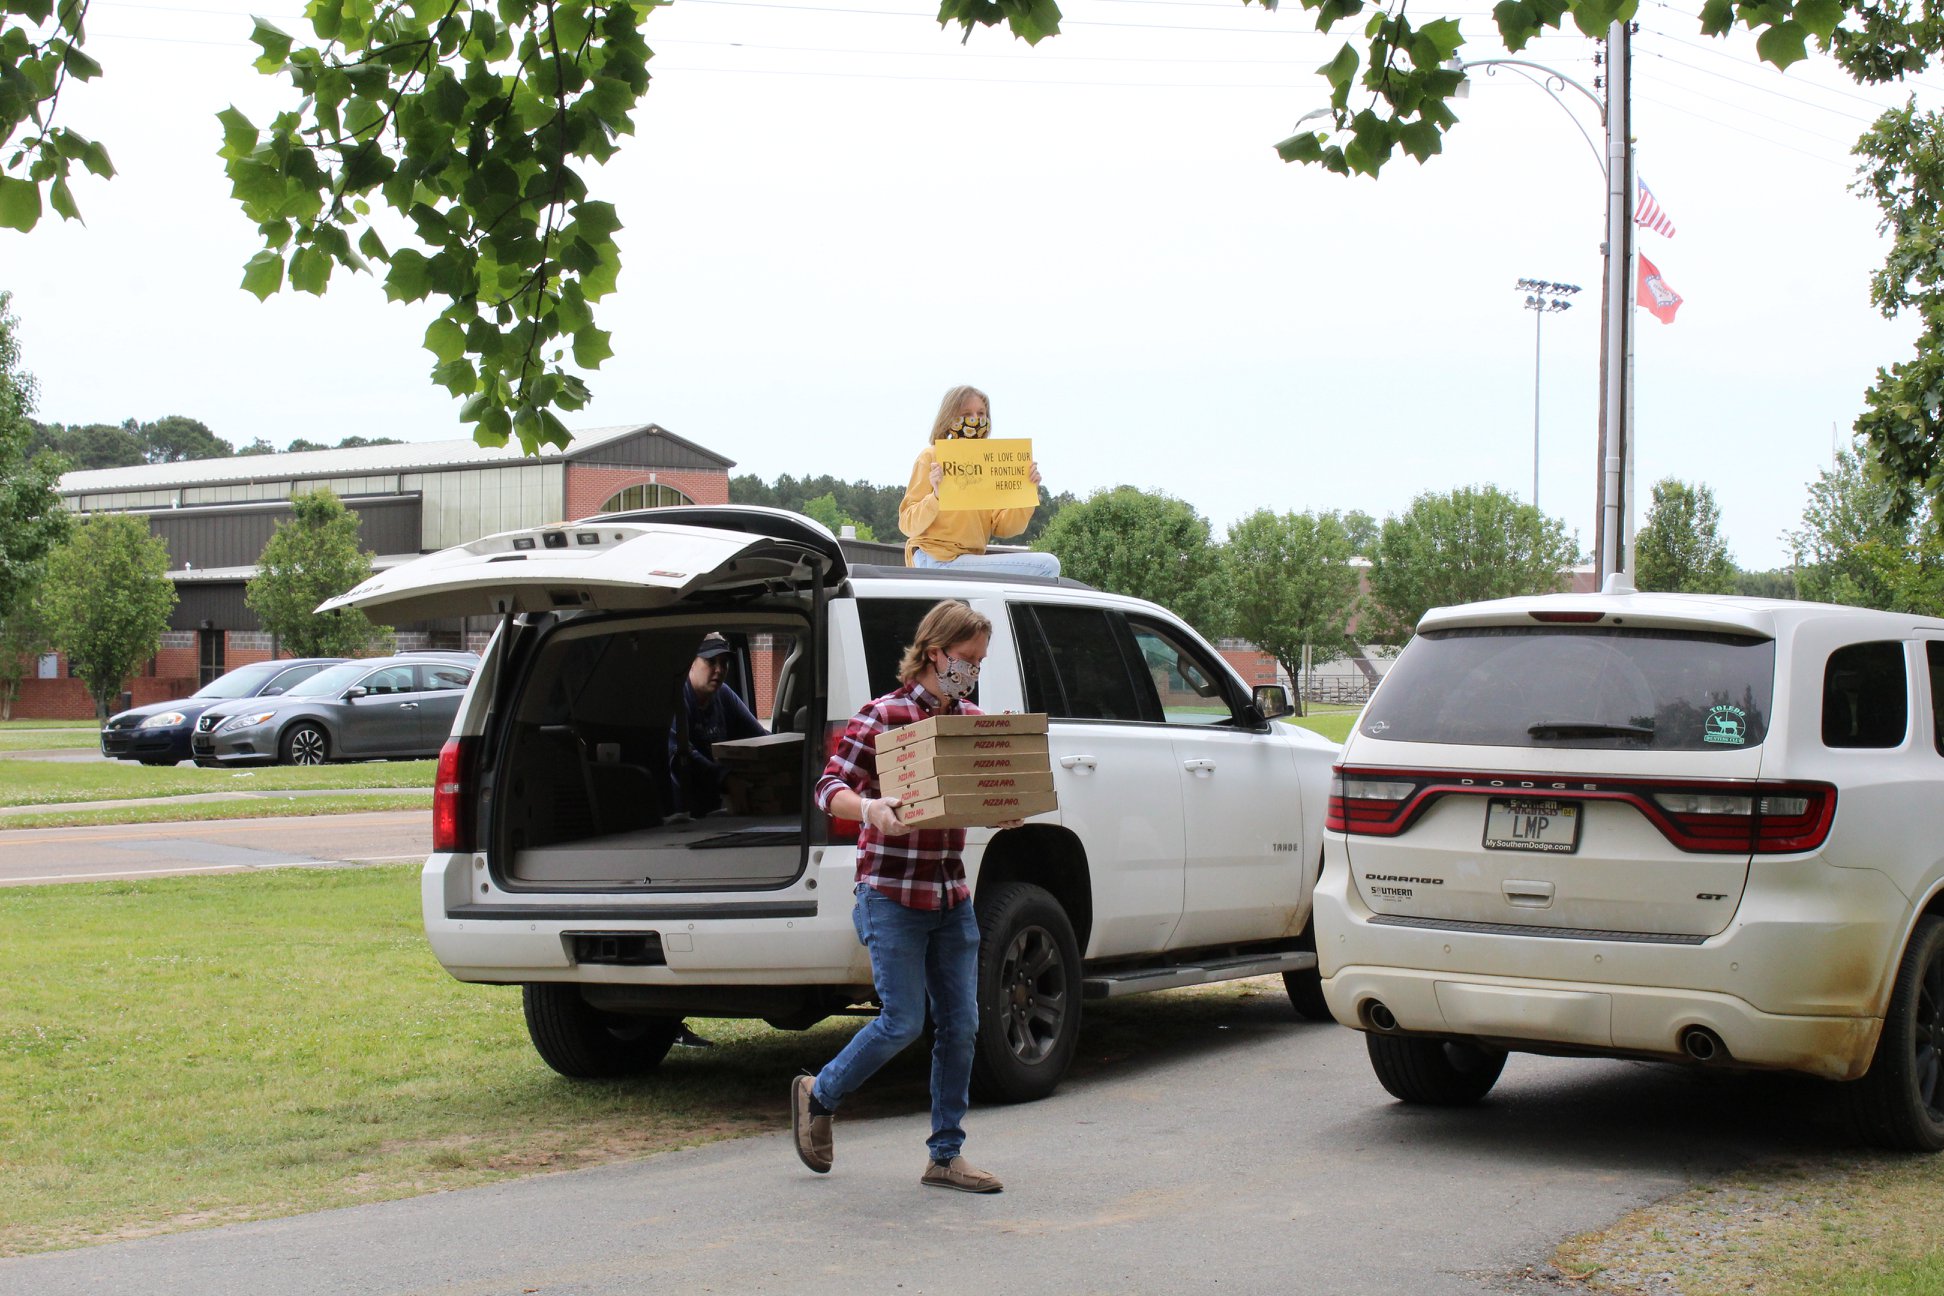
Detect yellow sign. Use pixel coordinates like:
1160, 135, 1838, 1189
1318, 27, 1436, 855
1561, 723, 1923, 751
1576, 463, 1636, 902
935, 438, 1039, 511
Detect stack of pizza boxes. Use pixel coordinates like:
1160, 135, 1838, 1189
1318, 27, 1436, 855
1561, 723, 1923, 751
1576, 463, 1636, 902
877, 713, 1057, 829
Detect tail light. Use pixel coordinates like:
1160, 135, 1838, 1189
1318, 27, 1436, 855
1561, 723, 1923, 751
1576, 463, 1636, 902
1329, 765, 1837, 855
432, 737, 477, 853
823, 722, 858, 844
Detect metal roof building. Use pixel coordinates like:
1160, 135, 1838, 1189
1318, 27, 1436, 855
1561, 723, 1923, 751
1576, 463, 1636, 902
54, 422, 736, 689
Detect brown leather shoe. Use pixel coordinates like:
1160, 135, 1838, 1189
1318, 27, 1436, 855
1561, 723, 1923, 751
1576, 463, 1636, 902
921, 1156, 1003, 1193
792, 1075, 832, 1173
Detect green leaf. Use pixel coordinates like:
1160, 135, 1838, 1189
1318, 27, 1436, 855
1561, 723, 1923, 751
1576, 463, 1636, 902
1398, 120, 1444, 161
48, 175, 79, 222
424, 318, 467, 363
1493, 0, 1538, 47
1275, 131, 1326, 163
1756, 19, 1810, 68
1697, 0, 1734, 34
571, 327, 613, 368
289, 245, 332, 294
358, 227, 389, 263
0, 178, 43, 232
240, 250, 285, 299
60, 42, 102, 81
217, 106, 260, 161
250, 17, 295, 73
1793, 0, 1841, 38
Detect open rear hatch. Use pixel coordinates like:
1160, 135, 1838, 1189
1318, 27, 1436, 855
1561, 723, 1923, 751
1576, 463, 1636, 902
319, 507, 846, 621
1337, 613, 1813, 942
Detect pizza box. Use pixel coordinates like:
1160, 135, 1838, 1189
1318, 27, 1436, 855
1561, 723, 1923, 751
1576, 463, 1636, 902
711, 732, 804, 765
877, 712, 1049, 754
880, 748, 1051, 784
896, 788, 1060, 829
881, 732, 1049, 767
887, 770, 1055, 803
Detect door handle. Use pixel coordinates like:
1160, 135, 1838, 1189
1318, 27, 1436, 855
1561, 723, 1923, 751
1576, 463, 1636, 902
400, 702, 419, 710
1059, 754, 1097, 773
1183, 758, 1217, 776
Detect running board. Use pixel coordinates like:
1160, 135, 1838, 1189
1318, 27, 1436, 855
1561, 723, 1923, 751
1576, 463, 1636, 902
1081, 950, 1317, 1000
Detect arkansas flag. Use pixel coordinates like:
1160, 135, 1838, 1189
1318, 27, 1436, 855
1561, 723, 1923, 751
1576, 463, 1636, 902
1637, 253, 1683, 324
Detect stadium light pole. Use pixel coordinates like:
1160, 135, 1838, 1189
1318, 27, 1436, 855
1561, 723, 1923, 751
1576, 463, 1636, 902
1515, 280, 1580, 513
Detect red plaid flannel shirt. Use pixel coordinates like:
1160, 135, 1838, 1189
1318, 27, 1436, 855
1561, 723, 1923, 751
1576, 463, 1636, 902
814, 681, 972, 911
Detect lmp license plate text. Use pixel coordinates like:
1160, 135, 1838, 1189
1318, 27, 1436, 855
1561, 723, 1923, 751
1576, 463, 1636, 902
1483, 798, 1581, 853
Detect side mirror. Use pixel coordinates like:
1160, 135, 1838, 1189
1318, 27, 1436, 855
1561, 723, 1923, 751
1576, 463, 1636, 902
1253, 685, 1291, 721
345, 686, 368, 700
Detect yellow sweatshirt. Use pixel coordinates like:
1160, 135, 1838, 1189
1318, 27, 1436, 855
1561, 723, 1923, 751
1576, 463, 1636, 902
899, 446, 1038, 565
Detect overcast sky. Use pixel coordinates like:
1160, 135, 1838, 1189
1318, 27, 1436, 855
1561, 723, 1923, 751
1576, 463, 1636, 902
7, 0, 1935, 568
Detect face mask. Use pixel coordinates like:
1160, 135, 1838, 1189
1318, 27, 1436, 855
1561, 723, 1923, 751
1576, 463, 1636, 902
935, 654, 979, 700
945, 413, 990, 440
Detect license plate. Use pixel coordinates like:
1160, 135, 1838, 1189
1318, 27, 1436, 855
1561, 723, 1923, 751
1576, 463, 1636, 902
1483, 798, 1581, 853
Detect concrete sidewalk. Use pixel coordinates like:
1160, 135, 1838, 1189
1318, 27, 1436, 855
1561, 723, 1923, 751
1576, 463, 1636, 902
0, 786, 427, 818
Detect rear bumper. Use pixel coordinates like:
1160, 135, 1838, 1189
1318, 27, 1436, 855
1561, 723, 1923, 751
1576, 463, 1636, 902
1315, 839, 1909, 1081
419, 851, 874, 993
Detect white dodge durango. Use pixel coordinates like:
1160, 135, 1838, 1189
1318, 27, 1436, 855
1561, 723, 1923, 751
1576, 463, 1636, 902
1316, 587, 1944, 1151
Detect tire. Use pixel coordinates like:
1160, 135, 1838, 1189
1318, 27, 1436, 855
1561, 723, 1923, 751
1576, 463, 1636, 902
1847, 915, 1944, 1152
970, 881, 1083, 1104
1366, 1032, 1507, 1105
521, 984, 682, 1079
1283, 967, 1333, 1022
280, 722, 329, 766
1283, 913, 1333, 1022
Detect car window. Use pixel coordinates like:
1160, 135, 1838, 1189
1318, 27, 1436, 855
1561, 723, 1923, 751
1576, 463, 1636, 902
190, 662, 283, 700
1128, 619, 1236, 726
287, 663, 366, 697
1014, 604, 1147, 721
261, 664, 327, 696
360, 665, 418, 696
857, 599, 976, 705
1823, 641, 1908, 749
1360, 626, 1776, 751
1929, 642, 1944, 757
419, 664, 474, 692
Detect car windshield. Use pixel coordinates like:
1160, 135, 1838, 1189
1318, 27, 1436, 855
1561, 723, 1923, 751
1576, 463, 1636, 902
191, 662, 286, 700
285, 663, 371, 698
1360, 626, 1776, 751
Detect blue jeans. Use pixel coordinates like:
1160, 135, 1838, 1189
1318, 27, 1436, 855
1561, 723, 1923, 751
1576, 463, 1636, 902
911, 548, 1062, 579
813, 884, 981, 1161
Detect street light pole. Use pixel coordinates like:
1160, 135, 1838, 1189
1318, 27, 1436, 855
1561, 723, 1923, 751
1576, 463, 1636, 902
1515, 279, 1579, 513
1449, 30, 1634, 586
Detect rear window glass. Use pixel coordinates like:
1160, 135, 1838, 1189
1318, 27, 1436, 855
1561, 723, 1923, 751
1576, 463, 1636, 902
1823, 641, 1907, 749
1359, 626, 1776, 751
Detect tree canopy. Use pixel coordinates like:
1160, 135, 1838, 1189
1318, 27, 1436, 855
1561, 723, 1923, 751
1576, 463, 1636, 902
1785, 446, 1944, 614
1222, 509, 1363, 715
1365, 485, 1579, 640
1634, 477, 1737, 594
246, 488, 391, 657
1039, 486, 1222, 634
40, 513, 177, 719
0, 291, 68, 627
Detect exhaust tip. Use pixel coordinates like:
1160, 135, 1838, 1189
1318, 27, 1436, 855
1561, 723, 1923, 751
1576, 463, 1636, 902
1680, 1026, 1726, 1063
1365, 1001, 1398, 1032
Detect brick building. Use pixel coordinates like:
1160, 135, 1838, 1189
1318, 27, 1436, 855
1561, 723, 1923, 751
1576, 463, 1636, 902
16, 424, 733, 719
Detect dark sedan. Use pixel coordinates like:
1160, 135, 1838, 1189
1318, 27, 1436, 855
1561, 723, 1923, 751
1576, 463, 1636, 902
99, 658, 345, 766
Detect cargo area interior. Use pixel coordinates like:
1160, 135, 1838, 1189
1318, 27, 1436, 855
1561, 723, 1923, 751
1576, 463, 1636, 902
490, 613, 813, 890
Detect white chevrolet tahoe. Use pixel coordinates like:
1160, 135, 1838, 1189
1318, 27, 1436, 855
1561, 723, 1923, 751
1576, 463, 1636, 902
328, 506, 1339, 1102
1316, 588, 1944, 1150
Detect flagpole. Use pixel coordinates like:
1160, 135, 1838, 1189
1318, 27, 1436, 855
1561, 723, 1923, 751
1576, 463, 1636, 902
1598, 19, 1633, 585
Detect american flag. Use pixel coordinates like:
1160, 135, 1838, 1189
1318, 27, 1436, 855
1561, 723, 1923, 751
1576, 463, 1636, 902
1635, 175, 1676, 238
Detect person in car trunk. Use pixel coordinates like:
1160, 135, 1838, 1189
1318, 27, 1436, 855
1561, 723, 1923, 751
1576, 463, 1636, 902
792, 599, 1010, 1193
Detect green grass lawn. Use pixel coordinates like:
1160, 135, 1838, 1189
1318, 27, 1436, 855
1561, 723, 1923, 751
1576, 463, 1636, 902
0, 866, 1284, 1255
0, 759, 435, 808
0, 719, 100, 729
1285, 705, 1359, 744
0, 726, 101, 751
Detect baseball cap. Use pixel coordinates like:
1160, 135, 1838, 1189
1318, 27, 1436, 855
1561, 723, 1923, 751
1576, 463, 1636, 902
696, 633, 733, 661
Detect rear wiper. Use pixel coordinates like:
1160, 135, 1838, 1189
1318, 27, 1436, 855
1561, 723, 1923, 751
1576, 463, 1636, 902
1527, 720, 1655, 739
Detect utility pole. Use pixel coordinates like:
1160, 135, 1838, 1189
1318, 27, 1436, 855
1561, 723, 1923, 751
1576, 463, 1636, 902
1516, 279, 1579, 513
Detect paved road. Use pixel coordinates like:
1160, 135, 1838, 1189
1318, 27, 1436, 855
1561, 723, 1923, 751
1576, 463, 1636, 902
0, 997, 1859, 1296
0, 809, 429, 885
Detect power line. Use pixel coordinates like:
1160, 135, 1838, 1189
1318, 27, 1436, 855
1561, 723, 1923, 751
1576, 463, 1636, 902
1636, 44, 1892, 124
1637, 93, 1857, 166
